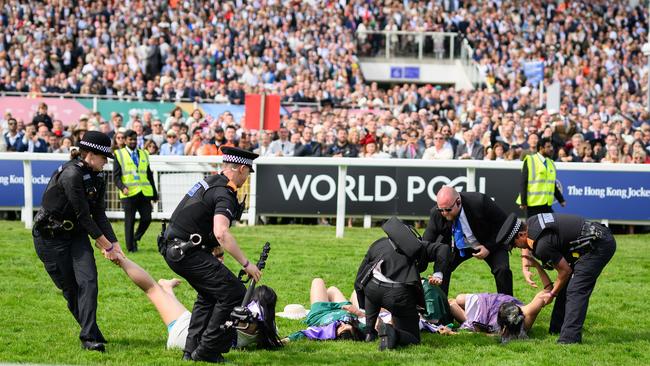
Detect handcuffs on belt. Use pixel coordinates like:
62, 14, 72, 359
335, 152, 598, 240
34, 210, 75, 237
166, 233, 203, 262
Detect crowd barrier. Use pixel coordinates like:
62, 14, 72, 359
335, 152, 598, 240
1, 153, 649, 237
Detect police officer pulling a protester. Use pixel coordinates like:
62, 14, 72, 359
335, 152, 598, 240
161, 146, 262, 363
354, 217, 448, 350
497, 212, 616, 344
33, 131, 124, 352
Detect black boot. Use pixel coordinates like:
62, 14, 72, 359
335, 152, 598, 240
191, 350, 225, 363
377, 318, 397, 351
81, 340, 105, 352
365, 331, 378, 342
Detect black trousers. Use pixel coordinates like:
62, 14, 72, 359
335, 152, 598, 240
440, 246, 513, 296
526, 205, 553, 218
122, 192, 152, 251
364, 280, 420, 348
550, 233, 616, 343
164, 248, 246, 357
33, 232, 105, 343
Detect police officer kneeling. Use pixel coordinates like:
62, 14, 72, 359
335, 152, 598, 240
33, 131, 124, 352
355, 217, 448, 350
498, 213, 616, 344
161, 147, 262, 363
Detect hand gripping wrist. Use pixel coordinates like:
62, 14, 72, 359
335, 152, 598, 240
105, 243, 114, 252
242, 259, 250, 269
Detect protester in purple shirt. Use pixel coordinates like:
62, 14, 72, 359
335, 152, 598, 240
448, 254, 553, 343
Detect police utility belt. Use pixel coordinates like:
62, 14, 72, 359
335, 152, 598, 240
567, 222, 609, 260
160, 233, 207, 262
33, 210, 75, 238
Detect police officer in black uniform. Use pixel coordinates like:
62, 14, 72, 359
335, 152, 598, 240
498, 212, 616, 344
354, 217, 448, 350
161, 146, 262, 363
33, 131, 124, 352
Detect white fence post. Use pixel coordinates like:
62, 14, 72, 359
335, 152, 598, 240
336, 164, 348, 238
248, 169, 257, 226
23, 160, 34, 229
363, 215, 372, 229
466, 167, 476, 192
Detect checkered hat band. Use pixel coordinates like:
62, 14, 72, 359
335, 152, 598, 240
223, 154, 253, 166
80, 140, 112, 154
506, 220, 522, 244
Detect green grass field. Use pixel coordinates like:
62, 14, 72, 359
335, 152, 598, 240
0, 220, 649, 366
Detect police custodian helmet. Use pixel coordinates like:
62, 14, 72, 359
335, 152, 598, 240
78, 131, 114, 159
497, 213, 522, 250
221, 146, 259, 172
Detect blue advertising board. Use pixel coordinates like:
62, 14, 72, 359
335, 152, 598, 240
0, 161, 63, 206
555, 170, 650, 221
390, 66, 420, 80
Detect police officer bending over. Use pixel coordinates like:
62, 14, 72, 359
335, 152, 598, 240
162, 147, 262, 363
498, 213, 616, 344
33, 131, 124, 352
354, 217, 448, 350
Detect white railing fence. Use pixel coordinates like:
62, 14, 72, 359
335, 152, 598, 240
1, 153, 648, 238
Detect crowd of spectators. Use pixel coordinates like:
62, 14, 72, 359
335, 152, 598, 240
1, 1, 649, 164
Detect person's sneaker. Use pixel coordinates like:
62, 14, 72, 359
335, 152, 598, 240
81, 340, 105, 352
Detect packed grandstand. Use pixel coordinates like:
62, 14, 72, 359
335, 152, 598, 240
0, 0, 649, 164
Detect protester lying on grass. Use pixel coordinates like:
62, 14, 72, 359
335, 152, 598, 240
284, 278, 366, 342
448, 255, 552, 343
114, 247, 282, 350
284, 278, 454, 343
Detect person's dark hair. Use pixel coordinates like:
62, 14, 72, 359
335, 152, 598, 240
537, 137, 552, 150
225, 125, 237, 132
70, 148, 88, 160
337, 319, 364, 341
249, 285, 283, 349
124, 129, 137, 139
497, 302, 527, 343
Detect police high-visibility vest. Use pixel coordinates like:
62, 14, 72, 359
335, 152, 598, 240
114, 148, 154, 199
516, 153, 556, 206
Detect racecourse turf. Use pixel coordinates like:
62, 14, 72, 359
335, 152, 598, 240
0, 220, 648, 366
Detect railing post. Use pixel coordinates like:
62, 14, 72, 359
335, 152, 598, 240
23, 160, 34, 229
152, 166, 160, 214
466, 167, 476, 192
418, 34, 424, 60
450, 34, 455, 60
336, 164, 348, 238
92, 96, 98, 112
363, 215, 372, 229
385, 30, 390, 59
248, 168, 257, 226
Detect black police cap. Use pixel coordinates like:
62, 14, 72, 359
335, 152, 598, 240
497, 213, 522, 250
78, 131, 114, 159
221, 146, 259, 172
